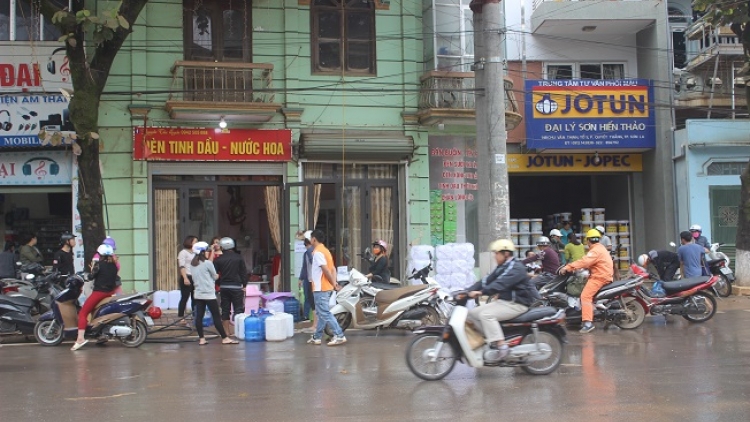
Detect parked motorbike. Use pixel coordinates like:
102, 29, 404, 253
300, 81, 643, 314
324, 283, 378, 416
405, 291, 566, 380
705, 243, 734, 297
0, 271, 61, 315
631, 264, 719, 322
1, 263, 46, 293
327, 263, 447, 336
538, 270, 648, 329
34, 274, 154, 348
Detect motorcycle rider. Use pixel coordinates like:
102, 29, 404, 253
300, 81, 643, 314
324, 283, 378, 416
559, 229, 613, 334
53, 233, 76, 276
689, 224, 711, 253
366, 240, 391, 283
71, 244, 119, 351
467, 239, 540, 362
522, 236, 560, 288
638, 250, 680, 281
595, 225, 620, 281
549, 229, 565, 264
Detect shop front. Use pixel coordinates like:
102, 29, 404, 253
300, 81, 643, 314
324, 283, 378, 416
134, 127, 292, 291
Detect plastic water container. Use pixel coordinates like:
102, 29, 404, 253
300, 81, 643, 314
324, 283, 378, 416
244, 311, 263, 342
167, 290, 181, 310
202, 308, 212, 327
245, 285, 263, 313
234, 313, 249, 340
265, 314, 287, 341
267, 299, 285, 314
277, 312, 294, 338
259, 309, 272, 340
283, 297, 301, 322
153, 290, 169, 309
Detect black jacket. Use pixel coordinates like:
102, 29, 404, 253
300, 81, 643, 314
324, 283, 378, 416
468, 258, 540, 307
89, 261, 118, 292
368, 255, 391, 283
214, 251, 247, 288
53, 249, 75, 276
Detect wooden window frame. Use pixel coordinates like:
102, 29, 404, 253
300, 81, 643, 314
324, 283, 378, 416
310, 0, 377, 76
183, 0, 253, 62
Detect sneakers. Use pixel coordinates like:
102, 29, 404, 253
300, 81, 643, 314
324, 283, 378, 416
306, 336, 322, 345
327, 336, 347, 346
579, 322, 595, 334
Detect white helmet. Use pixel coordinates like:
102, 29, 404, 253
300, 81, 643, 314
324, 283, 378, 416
97, 244, 114, 256
536, 236, 550, 246
637, 254, 649, 267
595, 225, 606, 235
192, 241, 209, 254
690, 224, 702, 232
219, 237, 235, 250
549, 229, 562, 237
303, 230, 312, 241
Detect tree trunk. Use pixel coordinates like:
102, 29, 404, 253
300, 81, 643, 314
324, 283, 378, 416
68, 86, 106, 265
735, 160, 750, 287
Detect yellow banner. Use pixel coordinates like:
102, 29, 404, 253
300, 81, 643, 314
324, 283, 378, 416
531, 87, 650, 119
507, 153, 642, 173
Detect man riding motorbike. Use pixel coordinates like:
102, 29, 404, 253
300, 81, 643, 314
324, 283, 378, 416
522, 236, 560, 288
559, 229, 613, 334
467, 239, 540, 362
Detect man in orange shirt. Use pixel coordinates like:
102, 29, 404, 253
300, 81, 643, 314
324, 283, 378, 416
307, 230, 347, 346
560, 229, 613, 334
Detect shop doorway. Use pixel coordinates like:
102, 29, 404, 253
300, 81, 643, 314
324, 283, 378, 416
152, 176, 282, 292
299, 164, 401, 279
710, 186, 741, 269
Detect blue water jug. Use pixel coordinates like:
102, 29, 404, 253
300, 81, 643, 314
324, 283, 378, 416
258, 309, 271, 340
203, 308, 213, 327
244, 311, 263, 342
284, 297, 301, 322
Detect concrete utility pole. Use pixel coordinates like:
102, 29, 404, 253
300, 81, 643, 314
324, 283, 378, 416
473, 0, 510, 252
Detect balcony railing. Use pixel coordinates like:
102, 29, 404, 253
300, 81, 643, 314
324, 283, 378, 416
685, 21, 743, 70
169, 61, 275, 103
418, 71, 522, 130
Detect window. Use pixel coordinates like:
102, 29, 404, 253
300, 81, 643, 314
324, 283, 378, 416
707, 161, 747, 176
0, 0, 63, 41
311, 0, 376, 75
184, 0, 251, 61
433, 0, 473, 71
546, 63, 625, 80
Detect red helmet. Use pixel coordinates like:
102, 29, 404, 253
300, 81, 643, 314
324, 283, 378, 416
148, 306, 163, 319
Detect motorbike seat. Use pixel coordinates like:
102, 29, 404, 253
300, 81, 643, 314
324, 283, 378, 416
506, 306, 558, 323
370, 282, 400, 290
0, 295, 35, 309
706, 259, 724, 267
597, 279, 629, 293
663, 277, 710, 293
92, 296, 114, 314
375, 285, 427, 305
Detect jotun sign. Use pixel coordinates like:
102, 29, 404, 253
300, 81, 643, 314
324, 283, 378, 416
525, 79, 655, 150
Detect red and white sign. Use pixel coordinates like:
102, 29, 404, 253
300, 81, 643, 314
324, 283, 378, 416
133, 127, 292, 162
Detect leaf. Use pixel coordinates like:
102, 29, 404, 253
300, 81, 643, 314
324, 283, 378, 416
93, 32, 104, 44
50, 132, 63, 146
72, 142, 82, 156
58, 34, 69, 42
67, 37, 77, 48
90, 132, 100, 140
102, 28, 114, 41
105, 18, 119, 30
117, 15, 130, 30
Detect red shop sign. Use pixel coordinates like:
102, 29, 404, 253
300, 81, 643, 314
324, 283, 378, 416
133, 127, 292, 161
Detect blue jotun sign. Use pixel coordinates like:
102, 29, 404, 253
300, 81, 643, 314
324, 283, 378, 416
524, 79, 656, 150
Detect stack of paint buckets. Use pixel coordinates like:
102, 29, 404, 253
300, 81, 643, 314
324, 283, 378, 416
509, 218, 544, 258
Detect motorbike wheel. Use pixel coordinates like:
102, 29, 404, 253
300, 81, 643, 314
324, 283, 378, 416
614, 297, 646, 329
418, 306, 442, 327
682, 293, 717, 323
324, 312, 352, 338
34, 320, 64, 346
714, 275, 732, 298
120, 320, 148, 348
405, 333, 457, 381
520, 330, 563, 375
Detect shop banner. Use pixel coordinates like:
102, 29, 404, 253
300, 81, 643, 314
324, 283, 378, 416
0, 151, 73, 185
525, 79, 655, 150
133, 127, 293, 161
0, 44, 73, 148
507, 153, 642, 173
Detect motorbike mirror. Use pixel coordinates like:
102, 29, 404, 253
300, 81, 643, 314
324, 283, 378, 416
669, 242, 677, 247
25, 274, 35, 281
16, 261, 22, 266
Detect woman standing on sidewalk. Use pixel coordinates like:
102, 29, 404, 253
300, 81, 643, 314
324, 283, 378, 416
190, 241, 238, 345
177, 236, 197, 320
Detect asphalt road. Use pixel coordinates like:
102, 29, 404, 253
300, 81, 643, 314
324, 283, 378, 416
3, 298, 750, 422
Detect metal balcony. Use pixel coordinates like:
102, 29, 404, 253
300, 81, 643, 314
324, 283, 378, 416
165, 61, 281, 123
684, 21, 743, 72
417, 71, 522, 130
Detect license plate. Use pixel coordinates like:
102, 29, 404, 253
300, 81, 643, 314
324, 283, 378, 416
720, 267, 733, 276
144, 316, 154, 326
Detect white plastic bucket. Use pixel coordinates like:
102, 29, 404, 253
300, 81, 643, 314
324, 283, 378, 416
618, 220, 630, 233
531, 231, 543, 245
153, 290, 169, 309
619, 247, 631, 258
581, 208, 593, 221
618, 233, 631, 245
509, 219, 519, 233
167, 290, 181, 310
593, 208, 606, 223
511, 234, 521, 246
265, 315, 287, 341
518, 219, 531, 232
561, 212, 573, 222
581, 221, 593, 233
518, 232, 532, 246
235, 313, 249, 340
605, 221, 618, 235
531, 219, 543, 233
618, 257, 631, 270
280, 312, 294, 338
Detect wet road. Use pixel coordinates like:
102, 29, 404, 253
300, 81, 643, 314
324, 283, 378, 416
3, 300, 750, 422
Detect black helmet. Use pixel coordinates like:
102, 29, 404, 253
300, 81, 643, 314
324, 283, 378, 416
60, 232, 76, 245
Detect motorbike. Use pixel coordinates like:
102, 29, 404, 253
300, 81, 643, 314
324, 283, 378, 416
631, 264, 719, 323
0, 279, 58, 337
1, 262, 47, 293
705, 243, 734, 297
0, 271, 61, 315
405, 291, 567, 380
538, 270, 648, 329
327, 262, 448, 336
34, 274, 154, 348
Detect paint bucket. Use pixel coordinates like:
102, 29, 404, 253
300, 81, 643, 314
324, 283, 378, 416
553, 213, 561, 225
618, 220, 630, 233
509, 219, 519, 233
518, 219, 531, 232
618, 258, 630, 270
531, 231, 543, 244
518, 232, 532, 246
618, 233, 631, 245
581, 208, 594, 222
561, 212, 573, 222
581, 221, 593, 233
605, 221, 618, 235
619, 246, 631, 258
511, 234, 521, 247
593, 208, 606, 223
531, 219, 543, 233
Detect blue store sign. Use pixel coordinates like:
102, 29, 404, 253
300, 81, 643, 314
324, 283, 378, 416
524, 79, 656, 150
